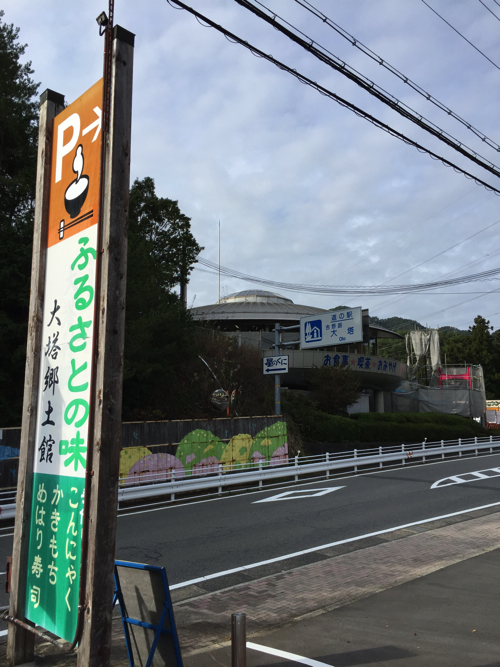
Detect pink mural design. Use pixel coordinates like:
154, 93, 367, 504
127, 453, 185, 485
192, 456, 219, 476
270, 443, 288, 466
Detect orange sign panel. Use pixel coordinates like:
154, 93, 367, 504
47, 79, 103, 249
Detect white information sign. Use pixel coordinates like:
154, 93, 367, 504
300, 307, 363, 350
263, 355, 289, 374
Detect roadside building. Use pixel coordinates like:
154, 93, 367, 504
190, 290, 405, 412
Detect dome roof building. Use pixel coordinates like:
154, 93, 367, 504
190, 289, 328, 331
190, 290, 406, 406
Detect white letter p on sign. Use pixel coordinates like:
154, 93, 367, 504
55, 113, 80, 183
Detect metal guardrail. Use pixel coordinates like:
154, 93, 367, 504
1, 436, 499, 518
115, 435, 500, 504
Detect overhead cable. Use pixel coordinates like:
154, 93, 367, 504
294, 0, 500, 153
235, 0, 500, 180
378, 216, 500, 285
165, 0, 500, 195
195, 257, 500, 296
478, 0, 500, 22
421, 0, 500, 70
354, 189, 490, 281
422, 286, 500, 319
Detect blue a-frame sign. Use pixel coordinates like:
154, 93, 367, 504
114, 560, 183, 667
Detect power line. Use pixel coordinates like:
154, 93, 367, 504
195, 256, 500, 296
346, 187, 489, 282
236, 0, 500, 180
422, 285, 500, 319
478, 0, 500, 22
165, 0, 500, 195
421, 0, 500, 70
366, 246, 500, 313
294, 0, 500, 153
378, 217, 500, 285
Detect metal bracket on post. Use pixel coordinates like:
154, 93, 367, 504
231, 613, 246, 667
274, 322, 281, 416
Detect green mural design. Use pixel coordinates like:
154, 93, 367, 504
120, 420, 288, 481
176, 429, 226, 474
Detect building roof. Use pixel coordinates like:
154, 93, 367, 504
190, 290, 327, 322
190, 290, 402, 339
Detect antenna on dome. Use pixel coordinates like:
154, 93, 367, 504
218, 220, 221, 304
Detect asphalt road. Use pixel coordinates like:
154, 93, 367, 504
114, 452, 500, 585
0, 453, 499, 601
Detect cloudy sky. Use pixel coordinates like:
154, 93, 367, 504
4, 0, 500, 330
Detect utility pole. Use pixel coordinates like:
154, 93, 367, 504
77, 26, 134, 667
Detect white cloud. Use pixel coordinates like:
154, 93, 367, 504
3, 0, 500, 329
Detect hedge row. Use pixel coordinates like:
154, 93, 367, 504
295, 411, 488, 446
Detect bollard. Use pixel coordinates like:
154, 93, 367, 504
231, 612, 246, 667
171, 468, 175, 502
326, 452, 329, 479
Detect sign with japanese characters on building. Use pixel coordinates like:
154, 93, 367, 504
25, 79, 103, 642
300, 307, 362, 350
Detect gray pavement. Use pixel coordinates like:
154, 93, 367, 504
1, 504, 498, 666
186, 549, 500, 666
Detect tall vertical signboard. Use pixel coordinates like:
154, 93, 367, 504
9, 26, 134, 666
24, 80, 103, 641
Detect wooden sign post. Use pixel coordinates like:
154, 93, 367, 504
7, 25, 134, 667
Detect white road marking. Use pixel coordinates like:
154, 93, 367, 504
432, 467, 500, 488
248, 642, 333, 666
169, 500, 500, 589
0, 630, 7, 637
253, 488, 344, 503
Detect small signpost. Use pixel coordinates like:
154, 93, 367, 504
300, 307, 363, 350
263, 355, 289, 375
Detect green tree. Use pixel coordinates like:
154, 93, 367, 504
308, 365, 360, 416
0, 11, 39, 426
127, 177, 201, 292
122, 178, 202, 420
468, 315, 493, 367
377, 333, 407, 363
440, 332, 470, 366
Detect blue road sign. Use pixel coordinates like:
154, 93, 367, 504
300, 307, 363, 350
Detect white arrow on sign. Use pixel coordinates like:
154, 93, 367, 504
82, 106, 102, 142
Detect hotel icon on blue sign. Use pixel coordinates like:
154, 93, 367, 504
304, 319, 322, 343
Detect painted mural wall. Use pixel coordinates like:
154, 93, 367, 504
119, 417, 287, 485
0, 417, 288, 488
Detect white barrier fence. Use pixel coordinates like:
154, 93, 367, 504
1, 435, 499, 518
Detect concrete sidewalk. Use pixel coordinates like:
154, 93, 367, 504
185, 548, 500, 666
1, 506, 499, 666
